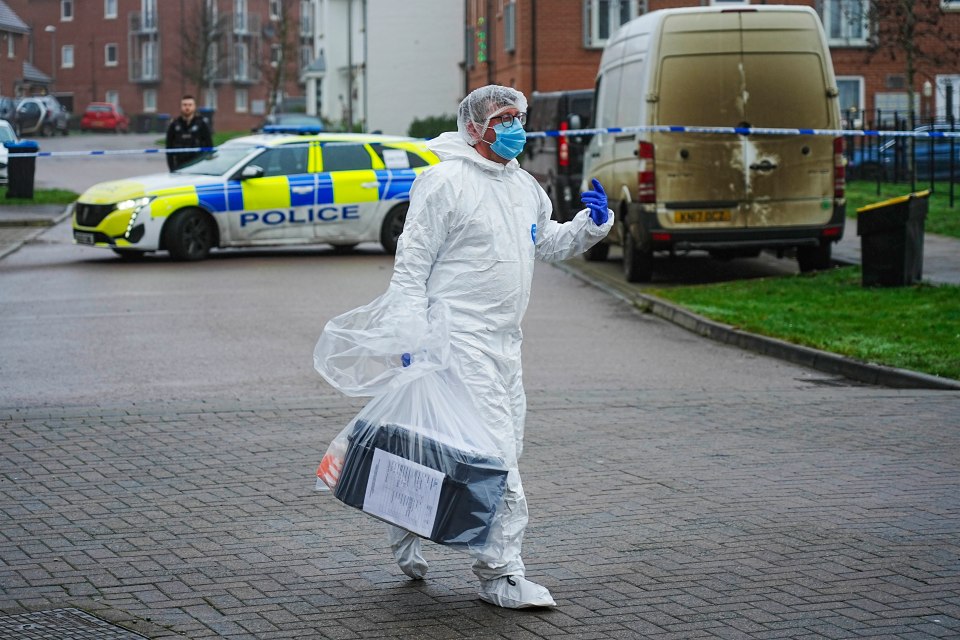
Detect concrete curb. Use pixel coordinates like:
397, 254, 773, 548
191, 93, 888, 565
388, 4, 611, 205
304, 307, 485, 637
555, 260, 960, 391
0, 204, 73, 261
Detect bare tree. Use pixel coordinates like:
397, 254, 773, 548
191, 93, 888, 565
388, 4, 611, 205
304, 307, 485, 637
864, 0, 960, 119
180, 1, 226, 99
260, 2, 302, 116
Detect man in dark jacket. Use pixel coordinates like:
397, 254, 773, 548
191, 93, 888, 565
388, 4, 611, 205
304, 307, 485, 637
165, 95, 213, 171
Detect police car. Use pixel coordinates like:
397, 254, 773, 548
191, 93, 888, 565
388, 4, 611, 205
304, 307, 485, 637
71, 129, 439, 260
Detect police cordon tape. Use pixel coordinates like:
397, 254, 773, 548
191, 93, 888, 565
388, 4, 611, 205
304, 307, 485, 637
12, 124, 960, 158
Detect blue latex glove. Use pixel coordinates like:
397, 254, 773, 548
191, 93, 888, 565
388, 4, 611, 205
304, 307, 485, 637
581, 179, 608, 225
401, 353, 411, 367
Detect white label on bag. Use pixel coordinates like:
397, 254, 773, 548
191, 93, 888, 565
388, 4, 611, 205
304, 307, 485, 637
362, 448, 444, 538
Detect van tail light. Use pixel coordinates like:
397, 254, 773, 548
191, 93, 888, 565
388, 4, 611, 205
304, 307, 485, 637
833, 137, 845, 199
638, 141, 655, 203
558, 121, 569, 167
821, 225, 842, 239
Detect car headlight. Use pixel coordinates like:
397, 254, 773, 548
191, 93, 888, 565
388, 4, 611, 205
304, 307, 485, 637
119, 196, 155, 239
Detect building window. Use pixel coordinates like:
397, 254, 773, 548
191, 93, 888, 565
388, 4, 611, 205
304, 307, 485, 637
821, 0, 869, 46
105, 90, 119, 106
935, 75, 960, 121
61, 45, 74, 69
105, 43, 119, 67
143, 88, 157, 113
836, 77, 864, 128
269, 0, 281, 20
300, 0, 313, 37
105, 0, 118, 19
7, 35, 14, 59
583, 0, 639, 49
299, 45, 312, 71
142, 0, 157, 29
61, 0, 74, 21
142, 41, 157, 79
943, 1, 960, 11
234, 42, 249, 80
236, 88, 248, 113
270, 43, 282, 67
203, 88, 217, 110
504, 1, 516, 53
234, 0, 248, 32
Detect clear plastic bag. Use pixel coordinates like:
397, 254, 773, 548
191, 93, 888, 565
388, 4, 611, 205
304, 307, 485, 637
314, 296, 508, 553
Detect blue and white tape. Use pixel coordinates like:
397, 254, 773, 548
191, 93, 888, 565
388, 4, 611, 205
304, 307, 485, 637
7, 124, 960, 158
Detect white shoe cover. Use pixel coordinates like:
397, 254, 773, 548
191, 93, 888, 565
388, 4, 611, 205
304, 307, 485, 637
478, 576, 557, 609
391, 533, 428, 580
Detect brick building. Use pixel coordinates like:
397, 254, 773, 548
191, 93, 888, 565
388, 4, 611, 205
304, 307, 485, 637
0, 0, 43, 98
6, 0, 312, 132
466, 0, 960, 126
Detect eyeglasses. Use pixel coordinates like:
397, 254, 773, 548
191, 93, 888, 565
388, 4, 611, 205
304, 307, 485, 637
489, 112, 527, 128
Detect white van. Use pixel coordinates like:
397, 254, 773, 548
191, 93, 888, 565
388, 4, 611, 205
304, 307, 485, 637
582, 5, 846, 282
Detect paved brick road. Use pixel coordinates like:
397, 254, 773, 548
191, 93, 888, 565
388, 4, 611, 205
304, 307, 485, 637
2, 385, 958, 639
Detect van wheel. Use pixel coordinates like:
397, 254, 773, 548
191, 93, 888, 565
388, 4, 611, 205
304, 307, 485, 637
380, 203, 408, 254
622, 224, 653, 282
797, 241, 832, 273
163, 209, 215, 261
584, 241, 610, 262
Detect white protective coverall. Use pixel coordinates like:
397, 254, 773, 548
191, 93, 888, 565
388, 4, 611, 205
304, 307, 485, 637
385, 125, 614, 593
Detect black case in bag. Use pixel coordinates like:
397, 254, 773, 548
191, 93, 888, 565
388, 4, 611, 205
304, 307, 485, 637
334, 420, 508, 546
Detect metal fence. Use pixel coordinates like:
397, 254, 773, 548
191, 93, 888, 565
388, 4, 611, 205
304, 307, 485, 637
843, 110, 958, 206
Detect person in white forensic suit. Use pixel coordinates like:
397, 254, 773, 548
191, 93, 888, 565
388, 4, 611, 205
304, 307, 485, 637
384, 84, 614, 609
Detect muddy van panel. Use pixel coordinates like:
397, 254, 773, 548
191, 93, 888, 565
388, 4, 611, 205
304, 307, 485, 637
583, 5, 844, 282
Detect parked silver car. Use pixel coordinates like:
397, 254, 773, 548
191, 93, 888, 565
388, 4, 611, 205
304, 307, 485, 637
16, 96, 69, 137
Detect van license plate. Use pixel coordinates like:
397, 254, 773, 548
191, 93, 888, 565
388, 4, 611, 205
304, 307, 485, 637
674, 210, 732, 224
74, 232, 95, 245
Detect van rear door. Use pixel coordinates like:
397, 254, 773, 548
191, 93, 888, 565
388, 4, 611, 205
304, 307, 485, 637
653, 9, 836, 230
653, 12, 748, 231
739, 9, 836, 228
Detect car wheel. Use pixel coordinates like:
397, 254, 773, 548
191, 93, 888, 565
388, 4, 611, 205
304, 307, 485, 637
380, 203, 408, 254
622, 221, 653, 282
112, 248, 146, 261
41, 123, 54, 137
583, 241, 610, 262
797, 241, 832, 273
163, 209, 215, 261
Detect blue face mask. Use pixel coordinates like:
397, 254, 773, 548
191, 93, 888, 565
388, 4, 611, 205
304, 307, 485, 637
490, 121, 527, 160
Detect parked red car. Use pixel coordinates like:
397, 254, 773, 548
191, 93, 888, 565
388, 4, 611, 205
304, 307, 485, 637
80, 102, 130, 133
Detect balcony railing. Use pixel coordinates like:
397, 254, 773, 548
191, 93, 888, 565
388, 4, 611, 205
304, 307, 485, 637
129, 11, 158, 34
227, 12, 261, 35
129, 57, 160, 83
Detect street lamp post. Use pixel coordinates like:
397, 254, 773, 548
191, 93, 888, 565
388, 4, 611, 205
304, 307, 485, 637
44, 25, 56, 85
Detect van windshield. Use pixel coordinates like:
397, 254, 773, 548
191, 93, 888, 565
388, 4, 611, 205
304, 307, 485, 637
658, 53, 831, 130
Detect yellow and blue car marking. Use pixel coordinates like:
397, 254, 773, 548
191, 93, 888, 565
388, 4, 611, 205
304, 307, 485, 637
72, 131, 438, 256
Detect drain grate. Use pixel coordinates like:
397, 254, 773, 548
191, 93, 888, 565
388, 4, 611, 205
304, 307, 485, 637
0, 608, 148, 639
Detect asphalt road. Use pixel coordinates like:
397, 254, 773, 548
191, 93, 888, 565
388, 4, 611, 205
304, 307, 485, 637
0, 219, 822, 409
32, 132, 169, 194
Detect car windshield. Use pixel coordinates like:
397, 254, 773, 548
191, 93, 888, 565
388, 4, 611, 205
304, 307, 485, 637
175, 144, 258, 176
0, 125, 15, 143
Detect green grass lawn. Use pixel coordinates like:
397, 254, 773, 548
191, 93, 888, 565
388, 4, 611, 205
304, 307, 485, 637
0, 187, 78, 205
649, 266, 960, 381
846, 180, 960, 239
